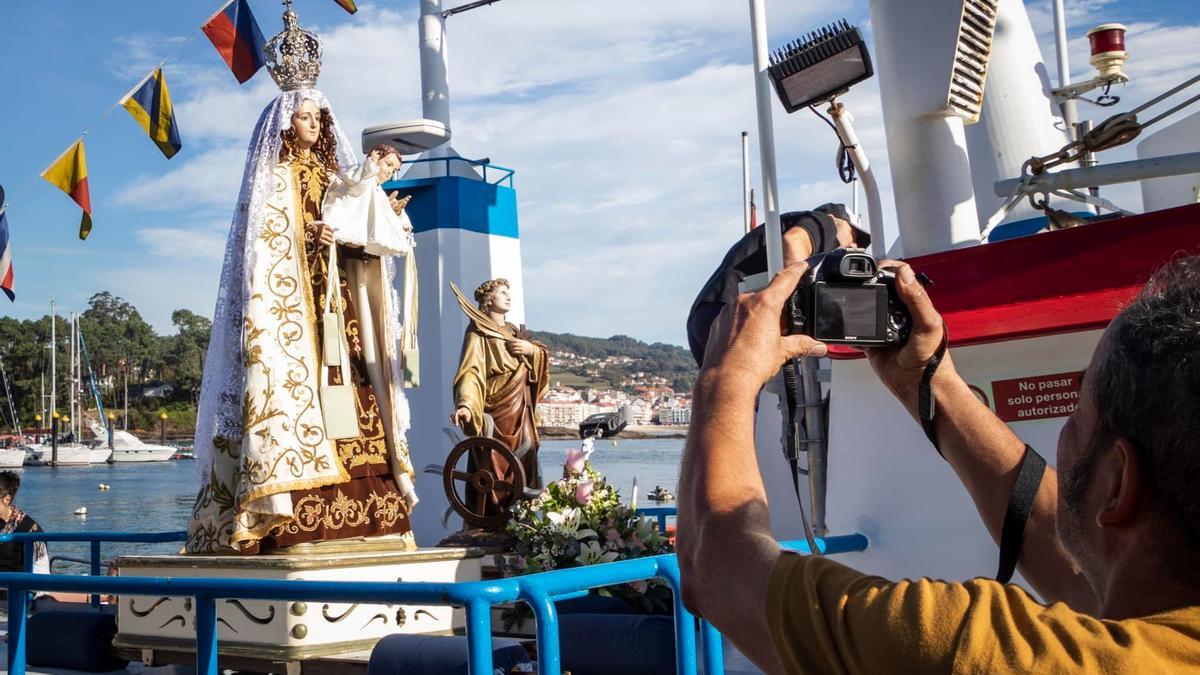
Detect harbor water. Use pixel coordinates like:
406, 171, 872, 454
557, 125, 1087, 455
10, 438, 684, 572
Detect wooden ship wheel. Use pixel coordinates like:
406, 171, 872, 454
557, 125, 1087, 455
442, 436, 534, 531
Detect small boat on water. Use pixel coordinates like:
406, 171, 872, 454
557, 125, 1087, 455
0, 447, 25, 468
89, 423, 175, 463
647, 485, 675, 502
579, 405, 631, 439
20, 442, 110, 466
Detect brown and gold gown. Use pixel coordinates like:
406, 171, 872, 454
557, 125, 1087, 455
257, 155, 412, 549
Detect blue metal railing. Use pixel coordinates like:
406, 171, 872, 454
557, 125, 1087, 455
638, 506, 677, 533
0, 528, 868, 674
394, 156, 516, 187
0, 530, 187, 606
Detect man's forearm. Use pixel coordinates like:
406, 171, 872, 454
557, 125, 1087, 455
896, 362, 1095, 610
677, 371, 784, 673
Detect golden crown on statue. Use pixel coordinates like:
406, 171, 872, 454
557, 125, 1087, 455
265, 0, 322, 91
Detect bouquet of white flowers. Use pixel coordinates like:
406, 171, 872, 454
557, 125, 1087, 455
501, 438, 674, 621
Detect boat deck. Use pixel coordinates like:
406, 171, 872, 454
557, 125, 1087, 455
0, 606, 764, 674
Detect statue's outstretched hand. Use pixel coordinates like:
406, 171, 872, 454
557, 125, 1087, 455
388, 191, 412, 216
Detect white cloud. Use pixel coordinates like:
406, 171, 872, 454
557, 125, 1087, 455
112, 146, 246, 211
100, 0, 1197, 344
134, 222, 228, 262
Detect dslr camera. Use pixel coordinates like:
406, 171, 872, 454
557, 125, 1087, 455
784, 248, 910, 346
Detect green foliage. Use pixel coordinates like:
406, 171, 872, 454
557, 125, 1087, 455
500, 440, 673, 628
531, 330, 697, 392
0, 292, 206, 432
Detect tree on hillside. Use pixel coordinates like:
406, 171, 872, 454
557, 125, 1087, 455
165, 309, 211, 403
80, 292, 162, 407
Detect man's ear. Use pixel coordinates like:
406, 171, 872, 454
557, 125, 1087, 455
1096, 438, 1145, 528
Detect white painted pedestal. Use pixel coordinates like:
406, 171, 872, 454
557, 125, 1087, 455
113, 545, 483, 660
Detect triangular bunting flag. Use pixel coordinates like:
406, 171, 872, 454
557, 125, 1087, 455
41, 140, 93, 240
202, 0, 267, 84
121, 67, 183, 159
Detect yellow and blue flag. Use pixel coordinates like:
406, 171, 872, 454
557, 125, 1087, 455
121, 67, 182, 159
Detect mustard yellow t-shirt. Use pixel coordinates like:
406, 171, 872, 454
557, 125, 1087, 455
767, 552, 1200, 673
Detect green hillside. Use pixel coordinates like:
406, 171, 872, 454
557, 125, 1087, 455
531, 331, 697, 393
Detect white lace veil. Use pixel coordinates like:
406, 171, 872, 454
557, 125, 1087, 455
194, 89, 358, 480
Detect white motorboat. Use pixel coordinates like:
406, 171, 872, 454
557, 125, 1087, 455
23, 442, 111, 465
89, 423, 175, 463
0, 447, 25, 469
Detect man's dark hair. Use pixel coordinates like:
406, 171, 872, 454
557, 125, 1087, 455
0, 471, 20, 500
1088, 255, 1200, 551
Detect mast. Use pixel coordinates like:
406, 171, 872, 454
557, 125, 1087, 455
741, 131, 751, 234
70, 312, 77, 440
0, 355, 19, 434
49, 300, 56, 418
419, 0, 452, 160
748, 0, 783, 276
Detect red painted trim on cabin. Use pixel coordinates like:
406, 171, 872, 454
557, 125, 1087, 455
828, 203, 1200, 360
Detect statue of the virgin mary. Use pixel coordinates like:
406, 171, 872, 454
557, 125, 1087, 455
187, 3, 418, 554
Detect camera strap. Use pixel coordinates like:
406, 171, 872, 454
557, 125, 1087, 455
918, 322, 950, 458
996, 444, 1047, 583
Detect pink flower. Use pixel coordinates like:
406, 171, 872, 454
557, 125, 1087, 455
575, 480, 596, 505
605, 528, 622, 545
564, 449, 587, 475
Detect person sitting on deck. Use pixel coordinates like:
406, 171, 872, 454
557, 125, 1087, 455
0, 471, 48, 574
677, 255, 1200, 672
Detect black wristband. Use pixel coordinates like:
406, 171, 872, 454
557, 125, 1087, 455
996, 445, 1047, 584
918, 323, 950, 459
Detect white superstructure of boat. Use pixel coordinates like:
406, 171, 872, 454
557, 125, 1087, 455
89, 423, 175, 463
28, 442, 109, 466
0, 448, 25, 469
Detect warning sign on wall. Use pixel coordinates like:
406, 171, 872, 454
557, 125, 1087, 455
991, 371, 1084, 422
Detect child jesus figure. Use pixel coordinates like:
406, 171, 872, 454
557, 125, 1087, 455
321, 143, 415, 257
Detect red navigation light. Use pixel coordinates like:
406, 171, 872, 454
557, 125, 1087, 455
1086, 23, 1128, 78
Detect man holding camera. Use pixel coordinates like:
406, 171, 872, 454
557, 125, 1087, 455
677, 256, 1200, 672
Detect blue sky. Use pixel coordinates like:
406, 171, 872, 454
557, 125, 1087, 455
0, 0, 1196, 344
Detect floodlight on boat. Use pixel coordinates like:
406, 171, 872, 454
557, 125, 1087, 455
767, 20, 873, 113
361, 119, 451, 155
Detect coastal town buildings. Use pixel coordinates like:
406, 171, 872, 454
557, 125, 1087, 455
537, 381, 691, 429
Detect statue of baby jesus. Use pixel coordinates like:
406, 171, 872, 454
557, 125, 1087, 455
321, 143, 415, 257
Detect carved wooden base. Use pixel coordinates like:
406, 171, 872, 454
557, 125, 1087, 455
113, 546, 483, 660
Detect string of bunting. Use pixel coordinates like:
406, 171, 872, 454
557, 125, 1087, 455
0, 0, 355, 303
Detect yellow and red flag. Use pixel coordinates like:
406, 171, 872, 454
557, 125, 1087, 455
41, 140, 93, 240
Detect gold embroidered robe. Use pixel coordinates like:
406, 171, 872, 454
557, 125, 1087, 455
186, 156, 416, 554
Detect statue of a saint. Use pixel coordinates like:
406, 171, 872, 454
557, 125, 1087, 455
450, 280, 550, 516
186, 5, 417, 554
